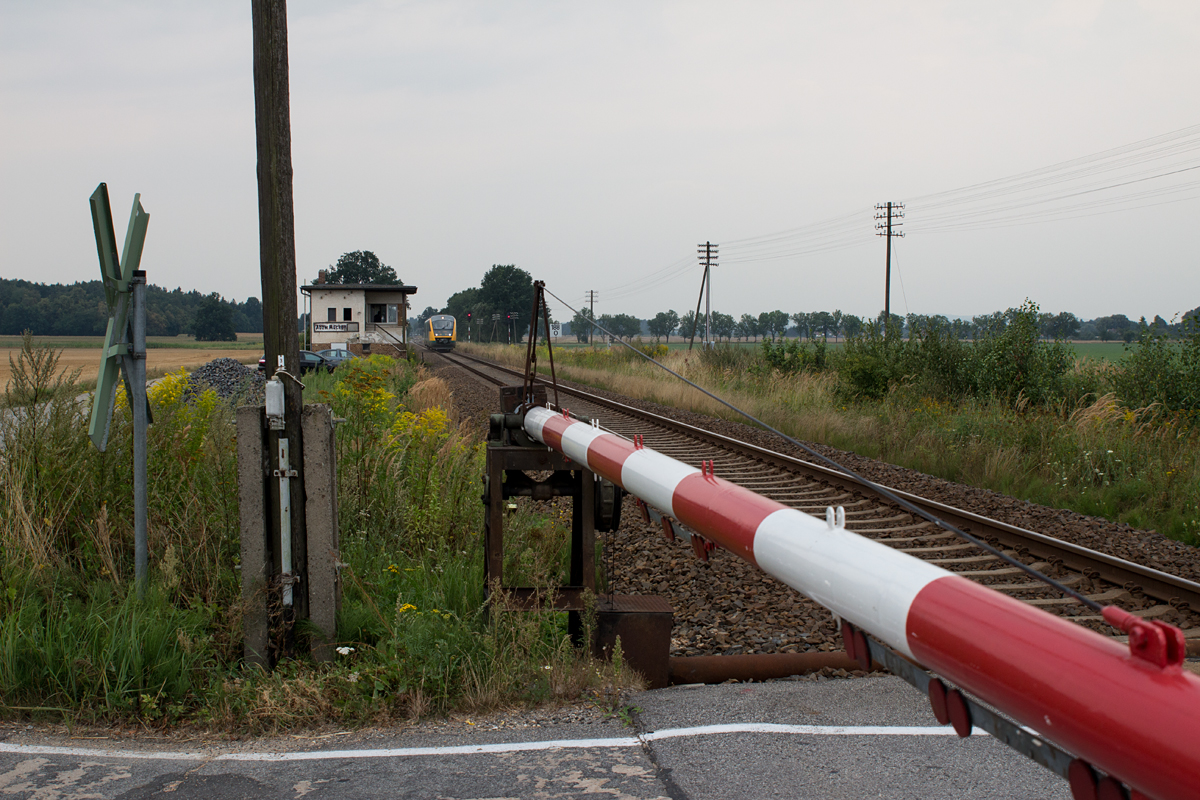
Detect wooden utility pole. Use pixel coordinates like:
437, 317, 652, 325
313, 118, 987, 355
253, 0, 308, 637
688, 243, 717, 349
586, 289, 597, 346
875, 202, 905, 326
699, 242, 717, 347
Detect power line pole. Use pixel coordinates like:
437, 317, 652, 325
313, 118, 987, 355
874, 202, 904, 325
253, 0, 307, 649
698, 242, 718, 347
687, 264, 706, 350
586, 289, 597, 347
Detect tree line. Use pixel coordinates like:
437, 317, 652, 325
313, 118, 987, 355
0, 278, 263, 340
423, 261, 1197, 346
427, 264, 543, 343
567, 307, 1200, 344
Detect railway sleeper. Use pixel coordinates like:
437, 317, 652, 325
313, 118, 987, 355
843, 512, 915, 526
896, 542, 982, 555
877, 533, 965, 546
757, 487, 851, 500
1026, 588, 1130, 607
983, 575, 1086, 592
957, 562, 1050, 577
794, 503, 881, 517
928, 553, 1001, 565
851, 521, 938, 536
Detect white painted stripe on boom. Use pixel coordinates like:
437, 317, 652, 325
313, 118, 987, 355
523, 408, 549, 442
559, 420, 603, 466
620, 449, 697, 517
752, 508, 949, 659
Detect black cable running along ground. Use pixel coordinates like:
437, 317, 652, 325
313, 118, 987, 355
542, 287, 1106, 615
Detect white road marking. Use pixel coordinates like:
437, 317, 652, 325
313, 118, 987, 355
641, 723, 989, 740
0, 724, 984, 764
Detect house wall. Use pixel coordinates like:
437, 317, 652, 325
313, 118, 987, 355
310, 288, 366, 348
308, 287, 411, 354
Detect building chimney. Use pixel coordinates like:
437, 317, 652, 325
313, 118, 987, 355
318, 269, 327, 284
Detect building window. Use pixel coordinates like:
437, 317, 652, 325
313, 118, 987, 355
343, 308, 352, 321
327, 307, 336, 322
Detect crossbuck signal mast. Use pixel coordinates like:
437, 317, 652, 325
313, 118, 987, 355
875, 202, 904, 324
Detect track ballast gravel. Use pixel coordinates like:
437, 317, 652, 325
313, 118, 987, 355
185, 357, 265, 404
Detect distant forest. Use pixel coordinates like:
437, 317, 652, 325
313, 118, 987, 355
0, 279, 263, 337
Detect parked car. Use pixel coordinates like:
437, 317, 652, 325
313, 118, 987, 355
299, 350, 333, 374
315, 349, 358, 368
256, 350, 334, 374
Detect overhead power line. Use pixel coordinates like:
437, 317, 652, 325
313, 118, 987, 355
713, 122, 1200, 269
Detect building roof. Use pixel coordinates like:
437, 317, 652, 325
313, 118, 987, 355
301, 283, 418, 295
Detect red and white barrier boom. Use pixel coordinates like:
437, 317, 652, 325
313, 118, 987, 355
524, 405, 1199, 800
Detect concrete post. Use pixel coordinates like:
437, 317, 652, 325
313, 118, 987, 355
239, 403, 341, 667
302, 404, 340, 661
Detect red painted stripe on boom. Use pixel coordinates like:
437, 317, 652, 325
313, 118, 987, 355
538, 414, 570, 452
906, 575, 1200, 800
586, 434, 635, 478
671, 473, 783, 565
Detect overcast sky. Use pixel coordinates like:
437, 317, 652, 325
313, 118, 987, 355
2, 1, 1198, 323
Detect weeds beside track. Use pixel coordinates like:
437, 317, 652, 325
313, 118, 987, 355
0, 336, 639, 730
460, 321, 1200, 546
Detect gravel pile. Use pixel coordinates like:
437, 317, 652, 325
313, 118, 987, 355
423, 351, 1200, 658
184, 358, 265, 404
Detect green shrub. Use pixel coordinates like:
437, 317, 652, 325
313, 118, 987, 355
836, 319, 905, 399
1116, 320, 1200, 414
698, 343, 759, 372
972, 300, 1072, 405
760, 336, 827, 374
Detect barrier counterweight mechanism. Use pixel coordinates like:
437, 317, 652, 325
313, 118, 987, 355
522, 404, 1200, 800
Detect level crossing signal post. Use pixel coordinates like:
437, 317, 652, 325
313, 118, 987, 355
87, 184, 152, 599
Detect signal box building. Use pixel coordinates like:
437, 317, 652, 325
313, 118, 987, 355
302, 272, 418, 358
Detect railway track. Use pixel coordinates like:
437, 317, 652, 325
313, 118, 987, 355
426, 346, 1200, 656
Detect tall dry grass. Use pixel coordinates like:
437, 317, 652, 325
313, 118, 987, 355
463, 341, 1200, 544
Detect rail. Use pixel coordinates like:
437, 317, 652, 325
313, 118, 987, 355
437, 348, 1200, 612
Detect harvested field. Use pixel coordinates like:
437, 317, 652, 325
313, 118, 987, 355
0, 347, 258, 392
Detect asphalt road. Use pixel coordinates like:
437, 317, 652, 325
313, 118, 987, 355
0, 676, 1070, 799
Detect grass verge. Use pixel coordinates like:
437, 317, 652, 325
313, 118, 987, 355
0, 338, 639, 730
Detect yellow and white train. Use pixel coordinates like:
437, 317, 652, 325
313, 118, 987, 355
425, 314, 457, 351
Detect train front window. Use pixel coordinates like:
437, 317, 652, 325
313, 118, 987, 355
432, 319, 453, 331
